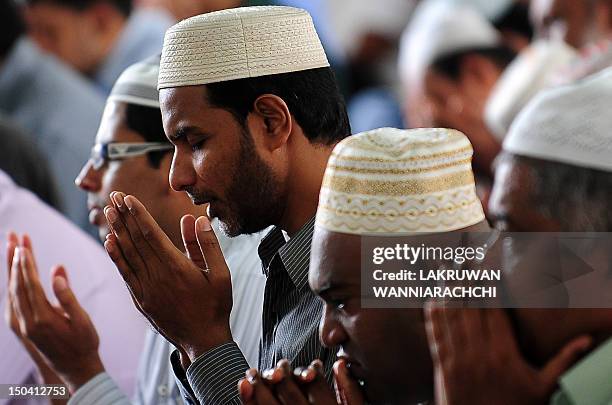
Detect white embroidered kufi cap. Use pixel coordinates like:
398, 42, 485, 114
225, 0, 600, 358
485, 40, 577, 140
316, 127, 486, 236
108, 55, 161, 108
503, 67, 612, 172
158, 6, 330, 89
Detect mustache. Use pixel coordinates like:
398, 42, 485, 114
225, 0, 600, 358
184, 187, 218, 205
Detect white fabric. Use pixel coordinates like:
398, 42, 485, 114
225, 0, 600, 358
485, 40, 577, 139
316, 127, 485, 236
0, 170, 148, 403
444, 0, 513, 21
108, 55, 161, 108
326, 0, 416, 58
158, 6, 329, 89
398, 0, 500, 83
503, 67, 612, 172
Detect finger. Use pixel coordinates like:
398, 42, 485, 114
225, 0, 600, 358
238, 378, 256, 405
20, 246, 53, 320
51, 266, 89, 325
195, 216, 230, 284
333, 359, 365, 405
21, 234, 39, 273
273, 360, 308, 405
104, 204, 149, 275
301, 361, 337, 404
122, 195, 180, 262
460, 308, 488, 351
104, 233, 136, 286
6, 232, 18, 279
539, 335, 592, 389
245, 369, 281, 405
181, 215, 207, 269
12, 248, 33, 334
424, 301, 448, 365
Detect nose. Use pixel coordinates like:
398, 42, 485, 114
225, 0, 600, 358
169, 148, 197, 192
75, 160, 101, 192
319, 304, 348, 348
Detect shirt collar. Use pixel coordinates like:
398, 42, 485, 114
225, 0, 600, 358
551, 337, 612, 405
258, 217, 315, 292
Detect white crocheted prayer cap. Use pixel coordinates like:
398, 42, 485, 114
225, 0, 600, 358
108, 55, 161, 108
485, 40, 576, 140
398, 1, 500, 83
504, 67, 612, 172
316, 127, 486, 236
158, 6, 329, 89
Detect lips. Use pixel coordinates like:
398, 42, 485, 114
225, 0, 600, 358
337, 349, 365, 380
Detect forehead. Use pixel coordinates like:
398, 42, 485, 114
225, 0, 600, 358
489, 154, 534, 214
309, 227, 361, 291
95, 101, 145, 144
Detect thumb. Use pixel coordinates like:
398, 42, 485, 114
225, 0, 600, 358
539, 335, 592, 390
51, 266, 86, 322
334, 360, 365, 405
195, 216, 229, 282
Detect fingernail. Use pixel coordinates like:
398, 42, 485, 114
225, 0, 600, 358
113, 193, 123, 210
246, 369, 257, 384
53, 276, 68, 292
311, 359, 324, 373
262, 369, 274, 380
293, 367, 304, 378
106, 208, 117, 223
124, 196, 134, 212
301, 367, 315, 380
197, 216, 211, 232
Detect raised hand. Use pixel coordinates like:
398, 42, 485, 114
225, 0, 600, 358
424, 304, 592, 405
5, 233, 103, 394
103, 191, 233, 363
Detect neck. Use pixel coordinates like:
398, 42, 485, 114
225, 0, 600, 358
280, 141, 335, 236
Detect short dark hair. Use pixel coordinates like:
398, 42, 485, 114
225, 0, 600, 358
24, 0, 132, 17
0, 0, 25, 59
204, 67, 351, 146
432, 46, 517, 81
505, 153, 612, 231
493, 2, 534, 42
124, 103, 170, 168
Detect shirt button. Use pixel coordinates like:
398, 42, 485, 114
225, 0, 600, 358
157, 384, 169, 397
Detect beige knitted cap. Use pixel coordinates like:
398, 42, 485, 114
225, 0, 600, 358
316, 127, 486, 236
158, 6, 330, 89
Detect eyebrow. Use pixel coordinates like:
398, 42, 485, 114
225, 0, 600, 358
168, 126, 202, 142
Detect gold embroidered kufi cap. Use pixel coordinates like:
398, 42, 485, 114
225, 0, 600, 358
316, 128, 485, 235
158, 6, 329, 89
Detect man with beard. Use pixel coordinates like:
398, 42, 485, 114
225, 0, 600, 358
101, 6, 351, 405
237, 127, 590, 405
7, 56, 266, 404
237, 127, 490, 404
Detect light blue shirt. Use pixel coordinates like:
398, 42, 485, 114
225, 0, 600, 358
0, 38, 105, 233
94, 8, 173, 95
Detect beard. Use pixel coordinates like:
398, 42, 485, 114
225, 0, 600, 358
188, 126, 284, 237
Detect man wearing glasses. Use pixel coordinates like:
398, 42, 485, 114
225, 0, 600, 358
7, 56, 266, 404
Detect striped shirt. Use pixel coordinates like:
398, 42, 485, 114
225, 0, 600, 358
171, 217, 336, 404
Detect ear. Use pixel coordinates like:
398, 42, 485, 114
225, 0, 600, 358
459, 54, 500, 92
251, 94, 292, 152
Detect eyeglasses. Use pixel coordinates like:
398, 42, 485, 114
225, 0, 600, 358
90, 142, 173, 170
